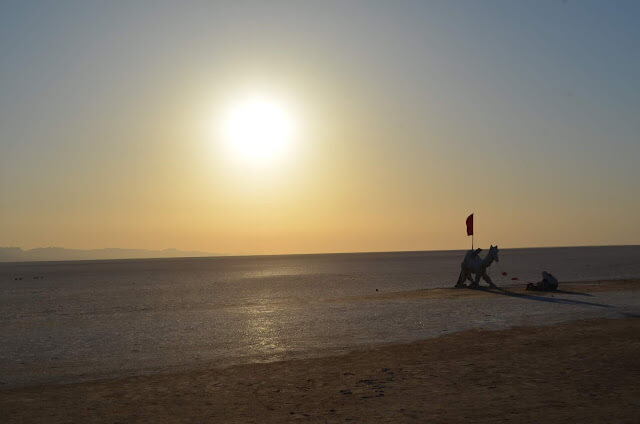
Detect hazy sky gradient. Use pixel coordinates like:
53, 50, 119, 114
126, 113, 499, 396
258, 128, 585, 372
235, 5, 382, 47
2, 1, 639, 254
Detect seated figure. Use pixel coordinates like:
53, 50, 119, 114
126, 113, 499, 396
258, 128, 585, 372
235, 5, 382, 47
526, 271, 558, 291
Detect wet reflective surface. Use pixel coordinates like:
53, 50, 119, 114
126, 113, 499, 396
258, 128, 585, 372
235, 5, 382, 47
1, 246, 639, 387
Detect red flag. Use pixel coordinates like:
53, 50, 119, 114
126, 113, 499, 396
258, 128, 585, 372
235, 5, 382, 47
466, 213, 473, 236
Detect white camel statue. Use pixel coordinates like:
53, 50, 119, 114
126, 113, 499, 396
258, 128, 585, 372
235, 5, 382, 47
454, 245, 499, 289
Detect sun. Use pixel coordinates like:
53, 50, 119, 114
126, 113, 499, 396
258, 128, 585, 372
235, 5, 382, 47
222, 96, 294, 163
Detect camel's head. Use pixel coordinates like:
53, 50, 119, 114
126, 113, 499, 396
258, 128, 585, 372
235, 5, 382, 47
490, 245, 499, 262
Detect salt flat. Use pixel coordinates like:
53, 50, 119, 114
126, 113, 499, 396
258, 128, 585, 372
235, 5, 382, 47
1, 277, 638, 388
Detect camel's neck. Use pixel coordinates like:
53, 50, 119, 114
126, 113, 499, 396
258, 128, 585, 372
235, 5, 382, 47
481, 252, 495, 268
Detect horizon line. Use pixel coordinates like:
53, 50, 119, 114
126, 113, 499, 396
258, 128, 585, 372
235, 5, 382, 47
1, 243, 638, 264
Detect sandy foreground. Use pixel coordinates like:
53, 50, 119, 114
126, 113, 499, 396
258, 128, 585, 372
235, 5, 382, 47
2, 282, 640, 423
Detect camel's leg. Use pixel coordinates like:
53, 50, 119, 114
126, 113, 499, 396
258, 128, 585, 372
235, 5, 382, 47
455, 270, 467, 288
472, 272, 482, 289
482, 271, 497, 288
466, 272, 474, 283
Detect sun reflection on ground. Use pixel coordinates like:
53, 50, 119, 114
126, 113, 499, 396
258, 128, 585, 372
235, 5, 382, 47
243, 304, 287, 359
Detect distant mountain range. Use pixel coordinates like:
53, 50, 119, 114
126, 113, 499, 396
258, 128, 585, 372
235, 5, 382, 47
0, 247, 217, 262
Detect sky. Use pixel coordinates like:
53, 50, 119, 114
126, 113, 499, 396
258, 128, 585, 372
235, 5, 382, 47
1, 0, 639, 255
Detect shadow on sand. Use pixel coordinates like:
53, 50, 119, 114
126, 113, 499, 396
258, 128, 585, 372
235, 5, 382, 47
474, 286, 613, 308
548, 289, 594, 297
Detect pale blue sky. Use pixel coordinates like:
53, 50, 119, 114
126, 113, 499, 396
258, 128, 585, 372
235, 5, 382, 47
1, 1, 639, 252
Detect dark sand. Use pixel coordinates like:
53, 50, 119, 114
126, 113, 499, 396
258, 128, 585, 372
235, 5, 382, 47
2, 280, 639, 423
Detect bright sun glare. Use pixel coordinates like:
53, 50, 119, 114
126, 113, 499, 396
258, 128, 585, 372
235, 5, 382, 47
223, 97, 293, 163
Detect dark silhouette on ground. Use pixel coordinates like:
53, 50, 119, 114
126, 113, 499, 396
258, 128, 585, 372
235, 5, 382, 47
526, 271, 559, 291
455, 246, 500, 289
475, 286, 613, 308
